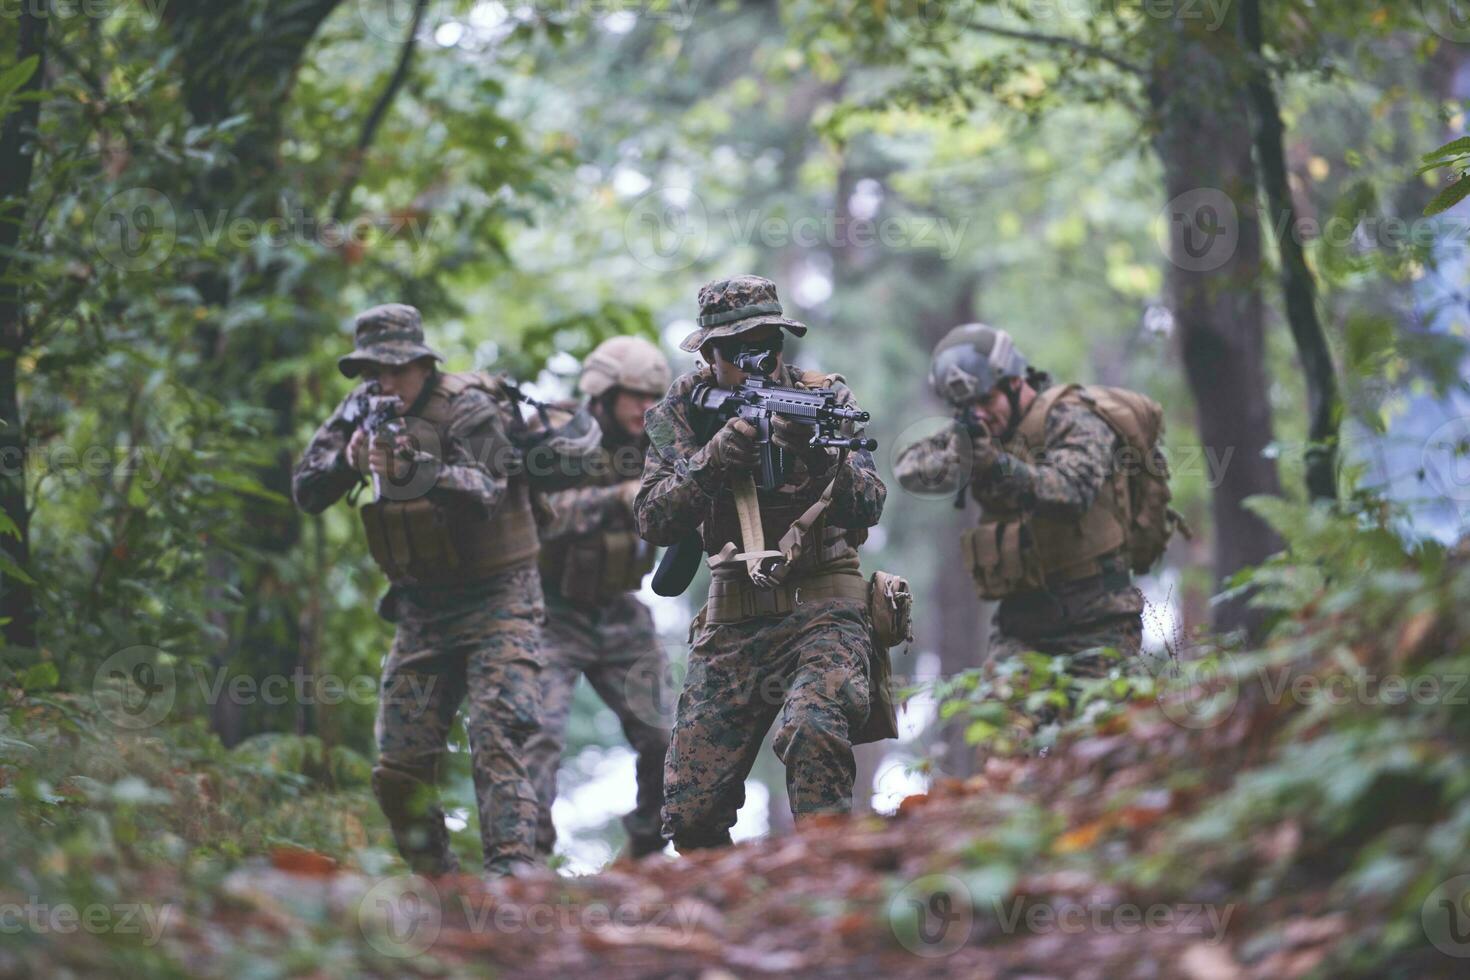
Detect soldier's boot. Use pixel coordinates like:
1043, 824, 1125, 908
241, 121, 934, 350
372, 765, 461, 876
622, 726, 670, 858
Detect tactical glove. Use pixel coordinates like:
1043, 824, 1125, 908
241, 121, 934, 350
701, 417, 760, 472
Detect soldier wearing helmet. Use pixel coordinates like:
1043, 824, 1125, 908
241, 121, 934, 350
896, 323, 1146, 670
524, 334, 675, 860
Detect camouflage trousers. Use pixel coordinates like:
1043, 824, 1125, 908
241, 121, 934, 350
990, 570, 1145, 677
373, 562, 545, 876
523, 591, 670, 857
664, 598, 872, 851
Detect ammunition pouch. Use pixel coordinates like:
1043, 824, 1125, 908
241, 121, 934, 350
962, 520, 1046, 600
554, 530, 656, 606
704, 569, 869, 625
361, 480, 540, 587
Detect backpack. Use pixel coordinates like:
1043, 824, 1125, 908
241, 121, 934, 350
1072, 386, 1190, 574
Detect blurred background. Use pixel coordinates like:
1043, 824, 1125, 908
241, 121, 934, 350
4, 0, 1469, 877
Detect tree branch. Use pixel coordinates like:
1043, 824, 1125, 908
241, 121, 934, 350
967, 21, 1146, 77
328, 0, 429, 223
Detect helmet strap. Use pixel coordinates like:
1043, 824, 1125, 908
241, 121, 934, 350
1000, 377, 1025, 443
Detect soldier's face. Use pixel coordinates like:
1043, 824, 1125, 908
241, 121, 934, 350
705, 326, 783, 388
972, 378, 1020, 436
611, 389, 658, 438
362, 359, 433, 408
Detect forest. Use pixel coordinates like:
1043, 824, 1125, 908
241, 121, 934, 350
3, 0, 1470, 976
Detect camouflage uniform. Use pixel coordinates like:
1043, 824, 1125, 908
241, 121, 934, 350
896, 382, 1143, 673
524, 410, 670, 857
292, 304, 544, 876
636, 276, 887, 851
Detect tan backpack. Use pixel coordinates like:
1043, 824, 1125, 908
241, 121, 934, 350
1071, 386, 1190, 574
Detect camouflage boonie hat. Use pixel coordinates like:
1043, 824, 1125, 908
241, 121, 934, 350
338, 303, 444, 378
679, 275, 809, 353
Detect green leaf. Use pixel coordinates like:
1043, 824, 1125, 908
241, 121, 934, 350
0, 55, 38, 103
1424, 174, 1470, 217
1421, 136, 1470, 164
0, 551, 35, 585
0, 509, 18, 539
20, 661, 58, 691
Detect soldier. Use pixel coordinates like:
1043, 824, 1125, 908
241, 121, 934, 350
894, 323, 1155, 674
635, 275, 887, 852
292, 303, 546, 877
524, 336, 674, 860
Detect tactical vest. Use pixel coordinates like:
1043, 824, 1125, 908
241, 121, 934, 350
538, 429, 657, 607
962, 384, 1129, 600
360, 372, 540, 587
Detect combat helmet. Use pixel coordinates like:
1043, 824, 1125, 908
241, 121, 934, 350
579, 336, 673, 398
928, 323, 1028, 406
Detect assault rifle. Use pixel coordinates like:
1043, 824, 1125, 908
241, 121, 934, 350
689, 375, 877, 492
651, 374, 877, 597
340, 385, 405, 500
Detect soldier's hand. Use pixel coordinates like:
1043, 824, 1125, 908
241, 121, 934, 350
618, 479, 641, 513
347, 428, 370, 472
705, 417, 760, 472
770, 414, 818, 454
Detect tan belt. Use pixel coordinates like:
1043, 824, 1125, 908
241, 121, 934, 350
705, 570, 868, 624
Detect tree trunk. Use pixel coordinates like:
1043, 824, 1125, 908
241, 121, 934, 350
0, 4, 49, 654
1149, 9, 1283, 639
1239, 0, 1339, 502
162, 0, 345, 742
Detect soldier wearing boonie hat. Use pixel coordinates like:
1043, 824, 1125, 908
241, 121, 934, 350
634, 275, 889, 853
293, 302, 547, 878
337, 303, 445, 378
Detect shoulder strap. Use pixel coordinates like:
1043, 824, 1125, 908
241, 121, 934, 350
1014, 382, 1083, 450
795, 368, 844, 388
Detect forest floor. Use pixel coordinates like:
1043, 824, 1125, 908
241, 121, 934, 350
7, 531, 1470, 978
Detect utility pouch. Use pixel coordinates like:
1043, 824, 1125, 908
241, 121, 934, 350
868, 571, 913, 649
361, 498, 457, 585
962, 520, 1046, 600
559, 530, 654, 605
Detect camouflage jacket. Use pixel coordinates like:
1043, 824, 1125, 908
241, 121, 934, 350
291, 371, 514, 519
895, 384, 1118, 520
537, 402, 650, 586
635, 364, 886, 561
